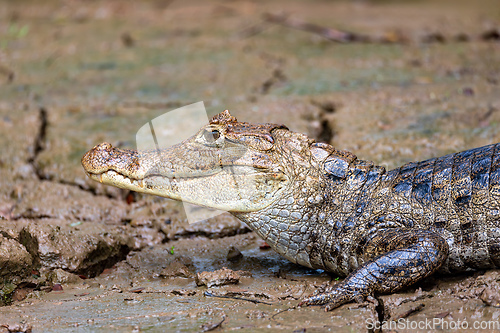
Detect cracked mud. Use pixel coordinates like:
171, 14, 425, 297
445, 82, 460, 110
0, 0, 500, 332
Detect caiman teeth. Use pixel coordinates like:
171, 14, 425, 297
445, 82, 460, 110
99, 173, 103, 183
138, 179, 144, 188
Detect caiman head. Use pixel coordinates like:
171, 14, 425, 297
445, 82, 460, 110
82, 110, 362, 267
82, 110, 354, 215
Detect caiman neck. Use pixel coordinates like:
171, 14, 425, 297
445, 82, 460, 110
233, 153, 386, 271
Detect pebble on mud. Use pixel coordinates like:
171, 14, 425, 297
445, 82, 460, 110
195, 267, 240, 288
46, 268, 82, 285
52, 284, 63, 291
12, 284, 35, 302
0, 235, 32, 277
121, 32, 135, 47
171, 289, 196, 296
462, 87, 475, 96
227, 246, 243, 262
129, 287, 145, 293
0, 323, 32, 333
259, 241, 271, 249
245, 310, 267, 319
480, 287, 500, 307
160, 256, 194, 278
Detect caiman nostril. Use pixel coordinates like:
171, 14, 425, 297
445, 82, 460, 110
82, 142, 115, 173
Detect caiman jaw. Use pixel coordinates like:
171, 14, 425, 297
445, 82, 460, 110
81, 142, 149, 190
82, 142, 222, 188
82, 141, 288, 212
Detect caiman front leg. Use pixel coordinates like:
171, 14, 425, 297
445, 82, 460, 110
299, 228, 449, 311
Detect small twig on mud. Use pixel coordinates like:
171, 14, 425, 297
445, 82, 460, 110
480, 106, 497, 122
237, 22, 270, 39
263, 12, 369, 43
203, 291, 273, 305
392, 303, 425, 320
201, 314, 226, 332
271, 305, 297, 321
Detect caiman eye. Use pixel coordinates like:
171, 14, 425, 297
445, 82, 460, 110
203, 129, 221, 143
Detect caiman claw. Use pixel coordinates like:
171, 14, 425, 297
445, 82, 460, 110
298, 282, 365, 311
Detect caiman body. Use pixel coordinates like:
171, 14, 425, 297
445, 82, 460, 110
82, 110, 500, 310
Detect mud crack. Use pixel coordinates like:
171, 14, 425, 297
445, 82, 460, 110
374, 295, 386, 331
27, 107, 48, 179
25, 106, 116, 198
307, 99, 339, 143
260, 68, 287, 94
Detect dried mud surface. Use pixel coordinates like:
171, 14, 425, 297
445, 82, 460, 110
0, 0, 500, 332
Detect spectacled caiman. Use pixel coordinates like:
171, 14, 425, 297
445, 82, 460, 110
81, 110, 500, 311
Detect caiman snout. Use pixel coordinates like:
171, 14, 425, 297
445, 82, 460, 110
81, 142, 141, 176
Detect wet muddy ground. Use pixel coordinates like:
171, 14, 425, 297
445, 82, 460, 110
1, 0, 500, 332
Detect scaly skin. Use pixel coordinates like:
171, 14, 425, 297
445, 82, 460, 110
82, 110, 500, 311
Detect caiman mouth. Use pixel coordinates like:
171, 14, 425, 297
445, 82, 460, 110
84, 165, 272, 189
85, 168, 222, 183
